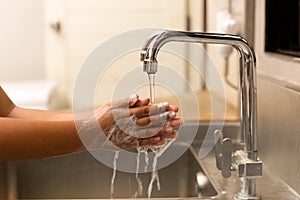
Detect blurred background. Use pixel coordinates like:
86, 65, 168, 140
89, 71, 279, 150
0, 0, 249, 116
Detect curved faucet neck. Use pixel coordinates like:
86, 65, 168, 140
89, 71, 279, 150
141, 30, 258, 160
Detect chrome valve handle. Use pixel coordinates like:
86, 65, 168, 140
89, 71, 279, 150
214, 130, 233, 179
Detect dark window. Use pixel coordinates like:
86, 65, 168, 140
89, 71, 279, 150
265, 0, 300, 57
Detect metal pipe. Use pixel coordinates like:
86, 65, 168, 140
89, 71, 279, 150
236, 178, 257, 199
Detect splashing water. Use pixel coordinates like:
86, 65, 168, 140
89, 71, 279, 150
144, 151, 149, 172
147, 139, 175, 198
134, 151, 143, 198
110, 151, 119, 198
147, 153, 160, 198
136, 146, 149, 172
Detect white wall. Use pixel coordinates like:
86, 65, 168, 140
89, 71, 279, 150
205, 0, 245, 108
0, 0, 45, 81
44, 0, 189, 108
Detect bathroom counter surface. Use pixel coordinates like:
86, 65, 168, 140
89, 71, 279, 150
156, 90, 239, 122
199, 152, 300, 200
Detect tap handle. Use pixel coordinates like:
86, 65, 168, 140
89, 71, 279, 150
214, 130, 223, 170
214, 130, 233, 178
221, 138, 233, 178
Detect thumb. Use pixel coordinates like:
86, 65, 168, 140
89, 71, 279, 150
111, 93, 139, 108
129, 93, 139, 107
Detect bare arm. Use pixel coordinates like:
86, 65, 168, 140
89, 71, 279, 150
0, 86, 72, 120
8, 106, 74, 121
0, 87, 16, 117
0, 87, 182, 160
0, 87, 83, 160
0, 117, 82, 160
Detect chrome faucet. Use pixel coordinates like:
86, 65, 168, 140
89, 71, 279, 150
140, 30, 262, 200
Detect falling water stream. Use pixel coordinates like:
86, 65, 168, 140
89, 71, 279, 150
134, 151, 143, 198
146, 73, 161, 198
148, 74, 155, 103
144, 150, 149, 172
110, 151, 119, 198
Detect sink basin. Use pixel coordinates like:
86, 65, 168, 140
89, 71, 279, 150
100, 147, 217, 199
15, 147, 217, 199
14, 122, 240, 199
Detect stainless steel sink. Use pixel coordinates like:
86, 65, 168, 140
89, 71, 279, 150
99, 147, 217, 199
13, 122, 240, 199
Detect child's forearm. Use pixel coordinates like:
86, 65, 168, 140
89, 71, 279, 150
8, 106, 75, 121
0, 118, 83, 161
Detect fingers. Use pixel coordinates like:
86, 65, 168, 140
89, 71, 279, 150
168, 118, 183, 127
117, 130, 178, 149
135, 111, 176, 127
130, 102, 169, 118
166, 104, 179, 112
137, 129, 178, 147
139, 136, 165, 147
108, 127, 179, 150
112, 111, 182, 139
116, 93, 154, 108
130, 102, 179, 119
116, 135, 165, 149
133, 122, 179, 138
133, 97, 150, 107
157, 126, 178, 140
109, 93, 178, 113
110, 93, 140, 108
134, 126, 163, 138
129, 93, 139, 107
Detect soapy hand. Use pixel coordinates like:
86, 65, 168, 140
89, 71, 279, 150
96, 94, 182, 150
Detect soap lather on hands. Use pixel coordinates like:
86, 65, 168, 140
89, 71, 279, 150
95, 93, 182, 150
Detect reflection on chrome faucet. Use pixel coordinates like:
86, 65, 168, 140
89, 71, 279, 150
140, 30, 262, 200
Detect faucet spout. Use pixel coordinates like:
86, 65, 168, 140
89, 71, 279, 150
141, 30, 261, 199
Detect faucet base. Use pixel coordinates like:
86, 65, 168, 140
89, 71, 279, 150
234, 193, 262, 200
234, 178, 261, 200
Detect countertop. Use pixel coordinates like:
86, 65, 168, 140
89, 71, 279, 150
199, 151, 300, 200
156, 90, 239, 122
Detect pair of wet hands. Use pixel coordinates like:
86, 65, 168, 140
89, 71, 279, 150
95, 94, 182, 150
